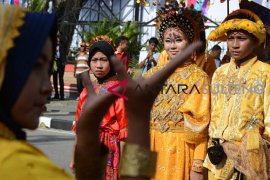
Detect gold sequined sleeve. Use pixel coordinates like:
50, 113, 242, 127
180, 76, 211, 160
263, 74, 270, 141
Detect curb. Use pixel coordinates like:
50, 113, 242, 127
39, 116, 75, 131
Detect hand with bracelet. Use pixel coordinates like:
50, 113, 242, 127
74, 42, 202, 180
190, 159, 204, 180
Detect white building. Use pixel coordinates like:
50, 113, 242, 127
70, 0, 269, 57
71, 0, 159, 49
71, 0, 236, 51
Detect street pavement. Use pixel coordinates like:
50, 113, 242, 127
27, 128, 75, 176
40, 98, 78, 131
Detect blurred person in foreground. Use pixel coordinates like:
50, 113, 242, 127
0, 4, 202, 180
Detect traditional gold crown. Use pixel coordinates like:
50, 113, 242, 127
208, 9, 266, 44
88, 35, 115, 49
155, 1, 205, 42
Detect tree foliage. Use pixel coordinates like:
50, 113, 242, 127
26, 0, 47, 12
26, 0, 85, 63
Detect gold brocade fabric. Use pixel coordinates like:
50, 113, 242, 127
0, 122, 74, 179
195, 53, 216, 81
209, 56, 270, 142
151, 131, 196, 180
145, 60, 210, 179
156, 50, 169, 66
0, 5, 26, 90
204, 56, 270, 179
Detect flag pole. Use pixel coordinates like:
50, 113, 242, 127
227, 0, 230, 15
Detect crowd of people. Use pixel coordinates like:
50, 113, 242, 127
1, 1, 270, 180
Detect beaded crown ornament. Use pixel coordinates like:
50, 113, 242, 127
155, 1, 206, 43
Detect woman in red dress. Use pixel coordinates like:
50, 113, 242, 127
72, 36, 127, 180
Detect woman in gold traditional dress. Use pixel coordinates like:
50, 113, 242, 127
204, 9, 270, 180
144, 2, 211, 180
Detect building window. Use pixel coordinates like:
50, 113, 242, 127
0, 0, 11, 4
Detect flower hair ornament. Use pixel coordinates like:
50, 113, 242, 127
88, 35, 115, 50
155, 1, 206, 43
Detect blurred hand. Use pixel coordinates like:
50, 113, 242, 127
190, 171, 204, 180
69, 157, 75, 174
190, 159, 204, 180
146, 53, 151, 59
127, 68, 134, 76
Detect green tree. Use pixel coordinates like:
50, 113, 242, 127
27, 0, 47, 12
26, 0, 85, 64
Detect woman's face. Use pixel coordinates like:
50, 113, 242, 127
90, 51, 110, 78
163, 28, 190, 59
11, 38, 53, 129
227, 30, 257, 61
80, 42, 86, 52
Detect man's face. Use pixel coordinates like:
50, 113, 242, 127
149, 42, 157, 52
120, 40, 128, 51
211, 50, 221, 59
227, 30, 257, 61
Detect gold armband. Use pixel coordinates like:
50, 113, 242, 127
191, 160, 203, 173
119, 143, 157, 178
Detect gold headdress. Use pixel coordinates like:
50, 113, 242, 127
0, 5, 26, 90
88, 35, 115, 50
155, 1, 205, 43
208, 9, 266, 44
